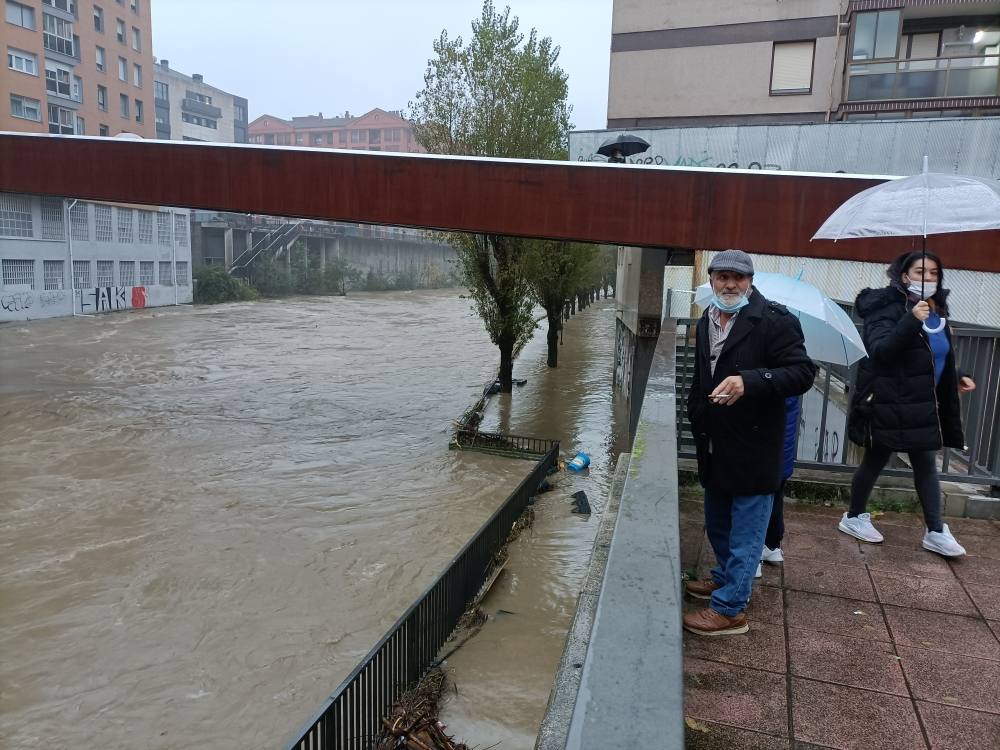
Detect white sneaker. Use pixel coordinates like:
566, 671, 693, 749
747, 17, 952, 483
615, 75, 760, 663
761, 546, 784, 563
922, 524, 966, 557
838, 512, 884, 543
754, 562, 762, 579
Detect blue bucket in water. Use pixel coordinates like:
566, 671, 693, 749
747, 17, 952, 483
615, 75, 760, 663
567, 451, 591, 472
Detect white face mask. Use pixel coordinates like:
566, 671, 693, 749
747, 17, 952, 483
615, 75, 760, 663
906, 280, 937, 300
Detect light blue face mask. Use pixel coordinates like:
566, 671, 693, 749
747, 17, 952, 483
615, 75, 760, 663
710, 292, 749, 313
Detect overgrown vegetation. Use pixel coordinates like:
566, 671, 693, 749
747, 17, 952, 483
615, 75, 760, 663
192, 266, 258, 305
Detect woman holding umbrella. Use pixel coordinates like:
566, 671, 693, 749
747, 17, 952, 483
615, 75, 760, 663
840, 251, 976, 556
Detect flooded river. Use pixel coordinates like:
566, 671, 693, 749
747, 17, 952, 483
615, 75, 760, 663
0, 290, 619, 749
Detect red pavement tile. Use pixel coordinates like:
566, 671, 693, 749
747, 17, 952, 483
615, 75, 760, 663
685, 719, 790, 750
784, 559, 877, 601
747, 581, 785, 626
884, 605, 1000, 661
759, 562, 783, 588
916, 702, 1000, 750
787, 627, 908, 696
950, 554, 1000, 587
874, 522, 928, 549
870, 570, 978, 616
790, 677, 926, 750
991, 621, 1000, 642
684, 657, 789, 737
952, 532, 1000, 561
782, 532, 866, 567
684, 619, 787, 674
897, 645, 1000, 714
967, 583, 1000, 620
861, 543, 957, 580
784, 590, 891, 642
869, 510, 925, 529
785, 513, 845, 538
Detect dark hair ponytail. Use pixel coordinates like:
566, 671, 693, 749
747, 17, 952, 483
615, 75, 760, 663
886, 250, 949, 315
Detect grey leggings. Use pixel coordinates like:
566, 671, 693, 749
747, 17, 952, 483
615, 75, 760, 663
849, 447, 943, 533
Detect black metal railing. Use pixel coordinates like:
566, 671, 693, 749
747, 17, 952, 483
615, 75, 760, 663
284, 443, 559, 750
451, 429, 559, 459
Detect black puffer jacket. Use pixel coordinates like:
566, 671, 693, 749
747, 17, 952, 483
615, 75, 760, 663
847, 285, 964, 451
687, 290, 817, 496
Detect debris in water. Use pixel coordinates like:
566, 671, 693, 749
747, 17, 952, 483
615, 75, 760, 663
566, 451, 591, 473
373, 668, 470, 750
571, 490, 591, 515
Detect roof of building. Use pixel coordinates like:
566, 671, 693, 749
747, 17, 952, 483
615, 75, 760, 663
249, 108, 411, 133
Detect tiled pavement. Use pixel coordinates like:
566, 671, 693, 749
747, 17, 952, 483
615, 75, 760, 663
679, 498, 1000, 750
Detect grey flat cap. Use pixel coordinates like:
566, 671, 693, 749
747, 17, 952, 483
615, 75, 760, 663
708, 249, 754, 276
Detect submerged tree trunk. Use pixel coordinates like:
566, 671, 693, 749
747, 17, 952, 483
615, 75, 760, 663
545, 308, 561, 368
498, 338, 514, 393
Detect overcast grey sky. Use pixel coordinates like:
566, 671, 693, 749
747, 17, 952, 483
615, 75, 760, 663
151, 0, 612, 131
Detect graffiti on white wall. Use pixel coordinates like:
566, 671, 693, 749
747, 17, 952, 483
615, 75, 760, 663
78, 286, 148, 314
1, 291, 33, 312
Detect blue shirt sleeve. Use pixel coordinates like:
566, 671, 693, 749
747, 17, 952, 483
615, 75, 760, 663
926, 312, 950, 384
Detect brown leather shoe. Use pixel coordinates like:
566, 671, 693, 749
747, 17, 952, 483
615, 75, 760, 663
683, 607, 749, 636
685, 579, 722, 600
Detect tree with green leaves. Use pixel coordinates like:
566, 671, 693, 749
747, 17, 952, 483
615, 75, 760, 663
409, 0, 572, 392
523, 240, 596, 367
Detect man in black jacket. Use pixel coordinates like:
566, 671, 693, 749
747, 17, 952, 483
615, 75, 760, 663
684, 250, 816, 636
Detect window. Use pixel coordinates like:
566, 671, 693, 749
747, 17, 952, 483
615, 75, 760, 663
5, 2, 35, 30
771, 41, 815, 94
187, 91, 212, 104
173, 213, 187, 246
10, 94, 41, 122
176, 261, 189, 286
75, 115, 84, 134
386, 128, 401, 143
369, 129, 381, 144
7, 48, 37, 75
99, 123, 109, 136
119, 93, 129, 118
159, 261, 173, 286
130, 0, 137, 11
156, 212, 170, 244
97, 84, 107, 111
116, 207, 132, 242
2, 259, 35, 289
96, 45, 105, 70
351, 130, 365, 144
96, 260, 113, 286
131, 26, 140, 52
181, 112, 217, 129
73, 260, 91, 288
326, 132, 334, 145
42, 0, 76, 12
41, 198, 65, 239
133, 62, 141, 86
47, 104, 74, 134
852, 10, 901, 61
154, 80, 167, 100
137, 209, 153, 242
134, 99, 142, 123
118, 56, 126, 81
339, 130, 348, 144
119, 260, 134, 285
234, 104, 246, 121
73, 75, 82, 102
94, 204, 113, 242
0, 193, 33, 237
45, 61, 72, 97
312, 133, 323, 145
93, 5, 103, 32
139, 260, 154, 285
70, 201, 88, 239
115, 17, 124, 42
43, 13, 75, 57
44, 260, 65, 290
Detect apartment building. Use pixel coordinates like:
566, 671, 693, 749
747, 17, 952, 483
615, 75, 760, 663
3, 0, 155, 136
608, 0, 1000, 127
152, 59, 248, 143
248, 108, 424, 153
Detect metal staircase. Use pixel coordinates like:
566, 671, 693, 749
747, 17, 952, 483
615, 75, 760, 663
227, 221, 304, 276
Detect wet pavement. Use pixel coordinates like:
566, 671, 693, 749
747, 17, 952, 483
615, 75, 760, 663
681, 497, 1000, 749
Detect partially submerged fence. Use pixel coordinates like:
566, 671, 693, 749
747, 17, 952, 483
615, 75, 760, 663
451, 429, 559, 460
285, 442, 559, 750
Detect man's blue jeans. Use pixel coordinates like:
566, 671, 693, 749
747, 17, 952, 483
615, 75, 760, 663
704, 489, 774, 617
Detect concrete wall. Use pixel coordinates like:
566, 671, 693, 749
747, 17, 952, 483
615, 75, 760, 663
155, 62, 248, 143
325, 236, 458, 286
1, 194, 192, 323
612, 0, 843, 33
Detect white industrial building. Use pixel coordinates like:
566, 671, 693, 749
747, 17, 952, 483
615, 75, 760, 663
0, 192, 193, 322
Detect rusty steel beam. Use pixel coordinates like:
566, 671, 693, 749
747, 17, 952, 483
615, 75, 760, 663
1, 133, 997, 272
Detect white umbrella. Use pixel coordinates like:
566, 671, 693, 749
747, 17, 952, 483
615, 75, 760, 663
695, 272, 866, 366
812, 163, 1000, 241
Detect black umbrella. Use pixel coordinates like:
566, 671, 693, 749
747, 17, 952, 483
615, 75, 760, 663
597, 133, 651, 162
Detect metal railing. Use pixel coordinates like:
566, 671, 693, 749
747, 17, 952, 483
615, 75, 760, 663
672, 315, 1000, 486
228, 221, 302, 274
285, 443, 559, 750
846, 54, 999, 102
451, 429, 559, 459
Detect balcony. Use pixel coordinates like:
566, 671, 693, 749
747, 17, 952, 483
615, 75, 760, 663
847, 54, 1000, 102
181, 98, 223, 120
